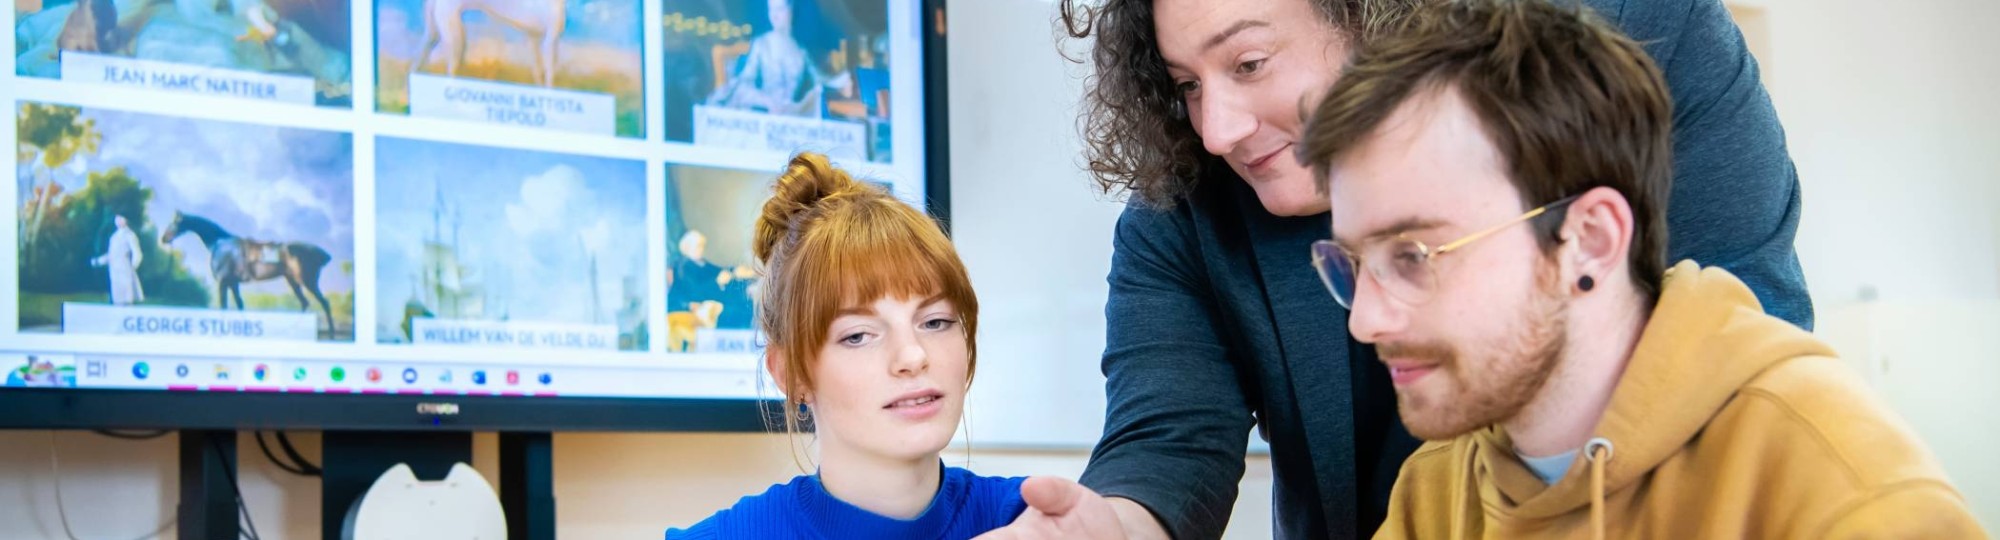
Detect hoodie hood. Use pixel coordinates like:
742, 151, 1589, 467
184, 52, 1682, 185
1473, 261, 1837, 519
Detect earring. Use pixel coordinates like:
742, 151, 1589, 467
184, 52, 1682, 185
1578, 275, 1596, 292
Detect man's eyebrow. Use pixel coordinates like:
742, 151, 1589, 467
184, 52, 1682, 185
1334, 216, 1449, 247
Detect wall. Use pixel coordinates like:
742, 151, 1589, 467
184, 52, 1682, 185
1738, 0, 2000, 308
947, 0, 1124, 449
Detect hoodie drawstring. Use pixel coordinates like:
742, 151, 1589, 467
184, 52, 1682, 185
1585, 437, 1616, 540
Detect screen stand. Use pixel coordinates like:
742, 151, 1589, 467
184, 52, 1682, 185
178, 430, 241, 540
500, 432, 556, 539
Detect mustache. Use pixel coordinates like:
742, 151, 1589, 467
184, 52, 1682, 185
1377, 341, 1457, 364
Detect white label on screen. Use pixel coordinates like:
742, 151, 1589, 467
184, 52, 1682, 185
693, 106, 867, 160
60, 52, 316, 105
693, 329, 765, 354
408, 74, 616, 135
410, 319, 620, 351
62, 304, 320, 341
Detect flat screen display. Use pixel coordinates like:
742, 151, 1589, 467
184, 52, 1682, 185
5, 0, 934, 407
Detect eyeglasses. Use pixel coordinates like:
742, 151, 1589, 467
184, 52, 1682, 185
1311, 195, 1579, 310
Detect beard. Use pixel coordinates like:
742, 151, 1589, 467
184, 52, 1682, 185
1387, 262, 1569, 441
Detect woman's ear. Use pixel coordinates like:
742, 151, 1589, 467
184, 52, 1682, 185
765, 347, 809, 404
765, 347, 791, 395
1557, 186, 1636, 293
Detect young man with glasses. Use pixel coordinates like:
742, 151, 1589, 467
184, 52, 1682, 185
1298, 1, 1981, 537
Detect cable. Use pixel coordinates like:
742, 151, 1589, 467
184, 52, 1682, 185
207, 437, 263, 540
92, 429, 171, 440
253, 431, 312, 477
273, 431, 322, 476
47, 432, 177, 540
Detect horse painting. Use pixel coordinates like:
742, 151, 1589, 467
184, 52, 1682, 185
160, 211, 336, 335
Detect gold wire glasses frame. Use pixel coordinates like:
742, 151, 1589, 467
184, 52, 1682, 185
1311, 194, 1581, 310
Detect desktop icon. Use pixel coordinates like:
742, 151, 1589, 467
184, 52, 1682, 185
439, 370, 453, 384
505, 370, 520, 386
293, 367, 308, 381
213, 364, 230, 381
366, 367, 383, 383
472, 370, 487, 385
537, 373, 552, 385
85, 360, 106, 378
401, 368, 419, 384
175, 364, 190, 378
253, 364, 269, 381
132, 362, 150, 380
330, 366, 347, 382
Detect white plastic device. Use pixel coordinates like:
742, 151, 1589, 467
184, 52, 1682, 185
342, 462, 508, 540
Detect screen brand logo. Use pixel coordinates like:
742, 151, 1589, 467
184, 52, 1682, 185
415, 403, 460, 416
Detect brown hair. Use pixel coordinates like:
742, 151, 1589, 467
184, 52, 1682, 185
1298, 0, 1673, 301
752, 152, 980, 435
1057, 0, 1421, 206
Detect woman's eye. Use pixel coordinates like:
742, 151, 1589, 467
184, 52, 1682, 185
840, 332, 869, 346
1236, 58, 1266, 75
1174, 79, 1200, 96
920, 318, 959, 331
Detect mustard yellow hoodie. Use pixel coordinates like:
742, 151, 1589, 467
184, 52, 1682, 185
1375, 262, 1985, 539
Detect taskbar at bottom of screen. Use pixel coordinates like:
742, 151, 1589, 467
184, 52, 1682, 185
0, 351, 768, 400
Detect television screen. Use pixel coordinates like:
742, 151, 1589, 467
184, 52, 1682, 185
4, 0, 943, 428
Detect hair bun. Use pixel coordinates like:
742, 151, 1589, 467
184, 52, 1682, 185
753, 152, 866, 265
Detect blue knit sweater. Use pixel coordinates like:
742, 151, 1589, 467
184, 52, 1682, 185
666, 465, 1027, 539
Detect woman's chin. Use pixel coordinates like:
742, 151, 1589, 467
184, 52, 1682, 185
882, 425, 957, 462
1243, 170, 1333, 217
1253, 188, 1333, 217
